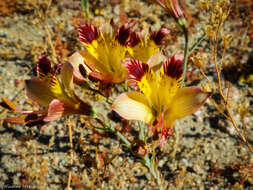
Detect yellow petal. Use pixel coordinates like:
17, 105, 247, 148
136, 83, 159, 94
128, 39, 159, 63
112, 92, 155, 124
80, 50, 108, 72
25, 77, 56, 106
164, 86, 210, 126
61, 62, 75, 98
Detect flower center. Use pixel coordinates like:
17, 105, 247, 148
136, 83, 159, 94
138, 67, 181, 115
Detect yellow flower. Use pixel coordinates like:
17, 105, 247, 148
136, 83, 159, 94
70, 22, 132, 83
127, 28, 170, 63
112, 53, 210, 143
5, 54, 93, 127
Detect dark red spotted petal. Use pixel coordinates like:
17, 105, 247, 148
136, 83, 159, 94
37, 53, 52, 78
78, 24, 99, 44
163, 53, 184, 79
79, 64, 87, 78
125, 59, 149, 81
115, 23, 133, 46
128, 31, 141, 47
149, 28, 170, 46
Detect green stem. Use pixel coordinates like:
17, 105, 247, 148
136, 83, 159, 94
142, 154, 163, 190
180, 26, 189, 88
189, 32, 206, 55
138, 122, 145, 141
94, 116, 131, 148
107, 124, 131, 148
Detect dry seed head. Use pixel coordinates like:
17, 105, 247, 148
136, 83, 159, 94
201, 82, 212, 92
222, 34, 233, 48
191, 54, 204, 68
205, 0, 230, 39
198, 0, 209, 11
205, 25, 216, 38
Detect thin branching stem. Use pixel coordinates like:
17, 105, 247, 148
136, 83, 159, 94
180, 26, 189, 88
67, 119, 73, 190
189, 32, 206, 55
212, 25, 253, 154
143, 154, 163, 190
138, 123, 163, 189
106, 125, 131, 148
94, 116, 131, 148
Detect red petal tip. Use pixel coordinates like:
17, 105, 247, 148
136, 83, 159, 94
125, 59, 149, 81
150, 28, 170, 45
163, 53, 184, 79
78, 24, 99, 44
37, 53, 52, 77
128, 31, 141, 47
116, 23, 133, 46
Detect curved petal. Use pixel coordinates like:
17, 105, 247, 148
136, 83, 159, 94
44, 99, 64, 122
164, 86, 210, 126
147, 52, 166, 71
89, 68, 127, 83
68, 51, 91, 84
89, 71, 114, 83
111, 67, 128, 83
25, 77, 55, 106
79, 50, 108, 72
61, 62, 75, 96
112, 92, 155, 124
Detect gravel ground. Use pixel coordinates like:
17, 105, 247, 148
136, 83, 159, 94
0, 0, 252, 189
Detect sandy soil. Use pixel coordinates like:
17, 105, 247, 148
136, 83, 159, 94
0, 0, 252, 189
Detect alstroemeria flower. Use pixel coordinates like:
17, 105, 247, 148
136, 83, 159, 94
127, 28, 170, 63
154, 0, 186, 26
112, 53, 210, 145
70, 22, 132, 83
4, 54, 93, 127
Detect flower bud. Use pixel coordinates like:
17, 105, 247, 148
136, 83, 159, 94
155, 0, 186, 27
130, 140, 149, 157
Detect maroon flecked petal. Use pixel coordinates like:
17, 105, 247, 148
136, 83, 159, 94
163, 53, 184, 79
37, 53, 52, 78
149, 28, 170, 45
78, 24, 99, 44
128, 31, 141, 47
125, 59, 149, 82
115, 23, 133, 46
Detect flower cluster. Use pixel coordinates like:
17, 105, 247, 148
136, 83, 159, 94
0, 2, 214, 187
3, 17, 209, 147
69, 22, 170, 84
